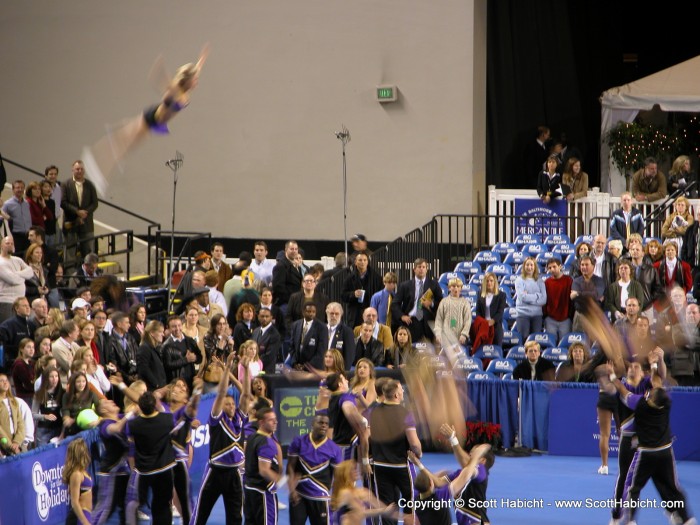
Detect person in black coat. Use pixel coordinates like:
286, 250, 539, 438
136, 320, 167, 390
353, 322, 385, 367
341, 251, 383, 329
537, 156, 570, 203
251, 308, 283, 374
326, 302, 356, 368
474, 272, 507, 346
391, 258, 443, 343
288, 303, 328, 370
272, 241, 303, 309
512, 341, 555, 381
161, 315, 201, 386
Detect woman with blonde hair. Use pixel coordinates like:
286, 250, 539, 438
74, 346, 110, 395
514, 257, 547, 341
182, 304, 207, 355
474, 272, 507, 346
661, 195, 694, 246
62, 438, 93, 525
34, 307, 64, 341
331, 460, 395, 525
667, 154, 697, 197
349, 358, 376, 409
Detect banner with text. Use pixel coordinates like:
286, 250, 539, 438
514, 198, 567, 237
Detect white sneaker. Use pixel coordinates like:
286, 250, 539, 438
278, 501, 287, 510
172, 505, 181, 518
137, 509, 151, 521
598, 465, 609, 475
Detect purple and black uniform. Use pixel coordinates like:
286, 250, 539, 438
91, 416, 130, 525
454, 465, 488, 525
161, 402, 194, 524
190, 404, 247, 525
244, 430, 281, 525
288, 433, 343, 525
328, 391, 360, 460
610, 376, 651, 521
414, 483, 453, 525
621, 390, 694, 524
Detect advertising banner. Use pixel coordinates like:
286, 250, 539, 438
514, 198, 567, 236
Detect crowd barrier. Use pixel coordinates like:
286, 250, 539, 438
2, 379, 698, 524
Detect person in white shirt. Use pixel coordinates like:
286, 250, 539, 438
249, 241, 276, 286
0, 236, 34, 323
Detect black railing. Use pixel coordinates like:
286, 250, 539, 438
62, 229, 134, 278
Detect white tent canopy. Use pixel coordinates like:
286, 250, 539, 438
599, 55, 700, 192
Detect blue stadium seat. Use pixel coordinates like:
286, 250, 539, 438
544, 234, 571, 248
504, 296, 515, 308
574, 234, 594, 247
500, 286, 512, 299
501, 330, 522, 347
514, 234, 542, 248
552, 243, 575, 257
558, 332, 588, 348
467, 371, 498, 381
563, 253, 576, 269
523, 243, 548, 257
542, 347, 569, 362
485, 263, 513, 276
506, 345, 527, 361
453, 356, 483, 373
462, 287, 479, 302
440, 283, 449, 297
473, 344, 504, 360
502, 373, 514, 381
469, 273, 485, 286
526, 332, 557, 348
491, 242, 517, 256
502, 307, 518, 323
438, 271, 467, 286
485, 358, 518, 376
454, 261, 481, 275
535, 252, 556, 269
474, 251, 501, 268
499, 273, 518, 288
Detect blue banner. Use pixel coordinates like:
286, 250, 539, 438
514, 198, 567, 236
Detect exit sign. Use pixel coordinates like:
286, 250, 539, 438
376, 85, 398, 103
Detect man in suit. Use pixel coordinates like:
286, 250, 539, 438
340, 251, 383, 329
524, 125, 551, 181
353, 322, 385, 367
353, 307, 393, 350
289, 302, 328, 370
325, 302, 355, 368
251, 308, 282, 374
61, 159, 99, 268
272, 240, 303, 311
391, 258, 443, 343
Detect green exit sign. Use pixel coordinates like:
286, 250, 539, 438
376, 85, 398, 103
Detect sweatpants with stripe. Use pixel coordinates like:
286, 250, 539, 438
373, 462, 414, 525
623, 446, 692, 523
126, 469, 174, 525
91, 472, 129, 525
611, 434, 635, 521
289, 496, 331, 525
190, 463, 243, 525
244, 486, 278, 525
173, 460, 193, 524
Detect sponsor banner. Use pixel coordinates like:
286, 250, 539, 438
514, 198, 567, 236
274, 387, 320, 446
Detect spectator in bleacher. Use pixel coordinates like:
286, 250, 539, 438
0, 296, 36, 368
524, 125, 551, 181
514, 257, 546, 342
570, 255, 605, 332
77, 320, 100, 365
182, 304, 206, 356
604, 260, 646, 322
162, 315, 201, 387
661, 196, 694, 247
537, 156, 568, 203
289, 302, 328, 369
591, 234, 618, 286
38, 182, 59, 248
644, 238, 663, 265
386, 326, 419, 369
569, 241, 591, 279
127, 303, 146, 342
43, 165, 63, 248
630, 316, 658, 362
69, 252, 102, 288
251, 308, 282, 375
341, 251, 383, 329
25, 181, 54, 232
32, 366, 63, 447
555, 342, 593, 382
654, 241, 692, 293
667, 154, 697, 198
370, 271, 397, 327
73, 346, 110, 396
433, 277, 471, 349
561, 158, 589, 201
249, 241, 276, 286
2, 180, 32, 252
543, 258, 573, 342
512, 341, 555, 381
613, 297, 642, 340
319, 252, 348, 284
655, 285, 687, 352
353, 322, 385, 367
0, 236, 34, 324
30, 298, 49, 328
210, 242, 233, 291
205, 269, 228, 316
52, 320, 81, 388
232, 303, 256, 350
352, 307, 393, 350
106, 312, 139, 385
391, 258, 443, 343
669, 303, 700, 386
287, 273, 330, 327
609, 192, 645, 244
11, 338, 35, 405
70, 297, 89, 323
294, 249, 310, 277
91, 309, 110, 362
258, 286, 284, 337
272, 240, 303, 312
61, 159, 99, 264
632, 156, 667, 202
0, 373, 26, 455
324, 302, 355, 367
625, 235, 663, 312
28, 226, 59, 283
136, 320, 167, 391
189, 285, 224, 330
474, 272, 506, 347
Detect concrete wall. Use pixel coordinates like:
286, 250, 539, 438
0, 0, 486, 243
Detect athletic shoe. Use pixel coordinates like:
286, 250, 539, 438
278, 501, 288, 510
172, 505, 181, 518
598, 465, 608, 475
137, 510, 150, 521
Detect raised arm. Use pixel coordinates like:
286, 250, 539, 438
211, 354, 235, 417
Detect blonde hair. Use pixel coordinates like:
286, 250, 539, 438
669, 155, 690, 176
480, 272, 499, 298
524, 340, 541, 353
447, 277, 464, 288
674, 196, 690, 212
62, 438, 91, 485
520, 257, 540, 280
331, 460, 356, 510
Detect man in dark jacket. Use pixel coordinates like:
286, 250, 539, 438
391, 258, 443, 343
161, 315, 201, 387
353, 322, 385, 367
0, 297, 36, 367
341, 251, 383, 329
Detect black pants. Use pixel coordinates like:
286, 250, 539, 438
173, 461, 192, 524
373, 463, 414, 525
625, 446, 692, 523
191, 464, 243, 525
244, 487, 278, 525
138, 469, 173, 525
612, 434, 635, 520
289, 496, 331, 525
